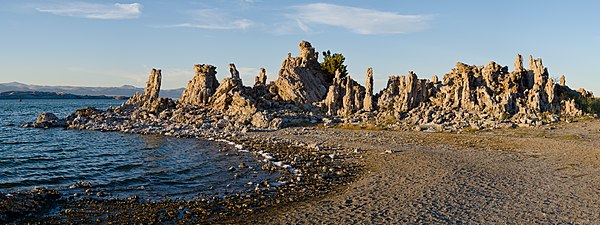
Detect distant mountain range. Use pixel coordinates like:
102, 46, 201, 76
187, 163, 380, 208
0, 82, 184, 98
0, 91, 126, 99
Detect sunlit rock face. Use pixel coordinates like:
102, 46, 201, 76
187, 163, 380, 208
274, 40, 329, 104
180, 64, 220, 106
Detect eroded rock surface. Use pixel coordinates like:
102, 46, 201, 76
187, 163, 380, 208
124, 69, 162, 110
274, 41, 329, 104
369, 54, 589, 131
322, 69, 366, 117
36, 41, 596, 136
180, 64, 220, 106
363, 68, 374, 112
26, 112, 65, 128
209, 64, 257, 124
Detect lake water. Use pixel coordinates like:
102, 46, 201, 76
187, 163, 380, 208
0, 99, 278, 199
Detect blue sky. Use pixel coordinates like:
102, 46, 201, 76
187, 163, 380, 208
1, 0, 599, 95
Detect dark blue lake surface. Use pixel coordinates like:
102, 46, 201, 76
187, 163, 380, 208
0, 99, 277, 199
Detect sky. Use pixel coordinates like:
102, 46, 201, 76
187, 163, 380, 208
0, 0, 599, 95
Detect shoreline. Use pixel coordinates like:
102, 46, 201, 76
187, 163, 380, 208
0, 128, 362, 224
4, 116, 600, 223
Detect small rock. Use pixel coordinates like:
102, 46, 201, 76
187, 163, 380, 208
384, 150, 403, 154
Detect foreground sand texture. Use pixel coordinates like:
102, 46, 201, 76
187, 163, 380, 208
245, 119, 600, 224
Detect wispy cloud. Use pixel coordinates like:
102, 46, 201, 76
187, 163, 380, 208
287, 3, 431, 35
36, 2, 142, 20
238, 67, 260, 76
160, 9, 254, 30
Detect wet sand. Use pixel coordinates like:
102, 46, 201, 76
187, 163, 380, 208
245, 119, 600, 224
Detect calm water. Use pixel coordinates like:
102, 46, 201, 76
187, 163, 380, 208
0, 99, 278, 199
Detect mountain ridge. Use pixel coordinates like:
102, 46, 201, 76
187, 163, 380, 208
0, 91, 126, 99
0, 82, 184, 99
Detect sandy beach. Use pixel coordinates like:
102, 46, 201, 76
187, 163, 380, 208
243, 119, 600, 224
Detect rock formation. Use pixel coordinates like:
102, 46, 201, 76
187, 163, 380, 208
431, 75, 439, 84
180, 64, 219, 106
255, 68, 267, 87
370, 54, 587, 130
38, 40, 596, 136
323, 70, 342, 116
250, 68, 268, 97
123, 68, 174, 113
342, 76, 355, 115
322, 70, 366, 117
125, 69, 161, 109
577, 88, 594, 98
229, 63, 240, 80
377, 71, 434, 114
363, 68, 374, 111
209, 64, 250, 111
274, 41, 329, 104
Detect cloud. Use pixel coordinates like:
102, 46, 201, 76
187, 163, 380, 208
167, 19, 253, 30
237, 67, 260, 76
288, 3, 431, 35
237, 67, 261, 85
161, 9, 254, 30
36, 2, 142, 20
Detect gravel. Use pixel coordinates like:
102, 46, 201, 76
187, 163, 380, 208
244, 119, 600, 224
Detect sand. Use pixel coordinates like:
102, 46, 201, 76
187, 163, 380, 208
244, 119, 600, 224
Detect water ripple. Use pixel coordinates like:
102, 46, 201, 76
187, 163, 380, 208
0, 99, 281, 200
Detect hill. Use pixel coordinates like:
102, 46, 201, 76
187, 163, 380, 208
0, 91, 125, 99
0, 82, 184, 99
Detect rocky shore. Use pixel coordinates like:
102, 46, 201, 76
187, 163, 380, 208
0, 133, 362, 224
8, 40, 599, 223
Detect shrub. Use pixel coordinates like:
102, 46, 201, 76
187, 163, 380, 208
560, 91, 600, 115
320, 50, 348, 83
576, 97, 600, 115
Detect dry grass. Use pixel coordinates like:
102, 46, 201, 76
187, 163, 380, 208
335, 123, 385, 131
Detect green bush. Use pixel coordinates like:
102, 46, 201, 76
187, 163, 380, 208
320, 50, 348, 83
576, 97, 600, 115
561, 91, 600, 115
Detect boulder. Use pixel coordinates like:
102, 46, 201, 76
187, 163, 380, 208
37, 112, 59, 124
251, 112, 269, 129
30, 112, 65, 128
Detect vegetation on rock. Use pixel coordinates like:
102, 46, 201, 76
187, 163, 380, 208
320, 50, 348, 83
569, 94, 600, 115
